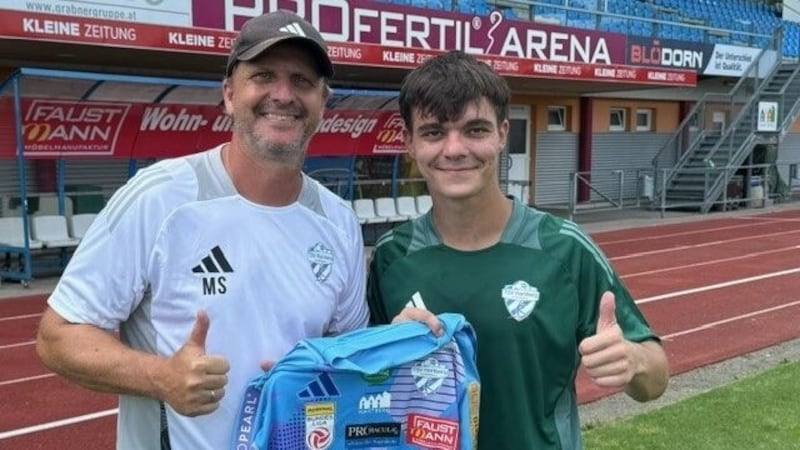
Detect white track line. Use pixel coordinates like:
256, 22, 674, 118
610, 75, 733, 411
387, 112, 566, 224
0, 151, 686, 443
596, 213, 800, 246
0, 373, 55, 386
0, 313, 41, 322
662, 300, 800, 340
637, 267, 800, 304
609, 228, 800, 261
0, 409, 118, 440
0, 341, 35, 350
621, 245, 800, 279
735, 215, 800, 223
596, 218, 777, 245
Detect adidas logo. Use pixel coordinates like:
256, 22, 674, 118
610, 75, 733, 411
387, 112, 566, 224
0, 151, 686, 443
192, 245, 233, 273
193, 246, 233, 296
298, 372, 340, 399
279, 22, 306, 37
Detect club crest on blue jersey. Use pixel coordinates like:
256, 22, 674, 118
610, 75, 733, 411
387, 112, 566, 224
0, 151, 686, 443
411, 358, 449, 395
308, 242, 334, 282
502, 280, 540, 321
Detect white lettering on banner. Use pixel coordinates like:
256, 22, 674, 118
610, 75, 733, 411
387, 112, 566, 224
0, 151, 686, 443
212, 114, 233, 132
383, 50, 415, 63
316, 114, 377, 138
23, 18, 80, 36
21, 100, 129, 155
49, 124, 110, 141
169, 31, 216, 48
646, 71, 686, 82
222, 0, 610, 64
534, 63, 558, 74
83, 24, 136, 41
140, 107, 206, 131
498, 30, 610, 64
384, 114, 404, 129
632, 45, 703, 69
27, 105, 124, 123
328, 45, 362, 60
595, 67, 616, 77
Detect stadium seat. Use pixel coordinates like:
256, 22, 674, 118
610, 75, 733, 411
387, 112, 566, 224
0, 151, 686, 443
31, 215, 80, 248
415, 195, 433, 214
353, 199, 388, 225
69, 213, 98, 240
0, 217, 43, 249
396, 196, 421, 219
375, 197, 408, 223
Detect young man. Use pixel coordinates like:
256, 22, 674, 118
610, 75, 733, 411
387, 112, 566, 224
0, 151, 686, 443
36, 11, 369, 449
366, 51, 668, 449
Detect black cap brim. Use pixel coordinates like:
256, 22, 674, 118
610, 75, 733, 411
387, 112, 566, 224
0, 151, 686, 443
232, 36, 334, 79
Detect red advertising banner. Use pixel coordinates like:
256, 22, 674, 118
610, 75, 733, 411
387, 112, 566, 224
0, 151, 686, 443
331, 42, 696, 85
0, 98, 406, 159
0, 6, 696, 86
0, 9, 235, 54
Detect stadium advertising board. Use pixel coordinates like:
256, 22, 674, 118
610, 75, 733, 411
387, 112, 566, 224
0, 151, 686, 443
0, 0, 695, 86
0, 98, 405, 159
627, 37, 777, 77
2, 0, 193, 27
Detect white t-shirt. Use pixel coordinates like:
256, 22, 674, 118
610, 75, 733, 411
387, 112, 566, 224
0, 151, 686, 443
47, 145, 369, 450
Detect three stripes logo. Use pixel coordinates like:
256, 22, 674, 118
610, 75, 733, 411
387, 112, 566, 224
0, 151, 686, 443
298, 372, 340, 399
192, 245, 234, 296
279, 22, 307, 37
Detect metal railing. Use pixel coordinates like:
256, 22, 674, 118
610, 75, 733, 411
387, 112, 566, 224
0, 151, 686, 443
650, 26, 783, 202
564, 162, 800, 220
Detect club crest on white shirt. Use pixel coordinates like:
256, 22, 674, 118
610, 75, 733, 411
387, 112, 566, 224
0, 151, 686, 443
308, 242, 333, 282
502, 280, 540, 321
411, 358, 449, 395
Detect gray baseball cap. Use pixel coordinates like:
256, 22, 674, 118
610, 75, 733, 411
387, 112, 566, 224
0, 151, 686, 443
226, 10, 334, 78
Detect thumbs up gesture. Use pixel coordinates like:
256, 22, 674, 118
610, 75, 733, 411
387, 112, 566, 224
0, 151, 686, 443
578, 292, 636, 389
163, 310, 230, 417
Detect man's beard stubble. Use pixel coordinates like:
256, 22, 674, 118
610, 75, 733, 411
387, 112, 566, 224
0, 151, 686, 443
233, 115, 313, 166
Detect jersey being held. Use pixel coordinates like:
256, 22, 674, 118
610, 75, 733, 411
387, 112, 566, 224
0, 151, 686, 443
47, 145, 368, 450
367, 199, 658, 450
233, 313, 479, 450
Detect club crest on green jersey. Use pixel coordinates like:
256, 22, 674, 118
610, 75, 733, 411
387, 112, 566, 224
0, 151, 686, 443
502, 280, 540, 321
308, 242, 334, 282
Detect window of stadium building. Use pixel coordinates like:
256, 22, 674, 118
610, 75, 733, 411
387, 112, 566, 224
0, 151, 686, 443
547, 106, 567, 131
609, 107, 627, 132
636, 108, 653, 132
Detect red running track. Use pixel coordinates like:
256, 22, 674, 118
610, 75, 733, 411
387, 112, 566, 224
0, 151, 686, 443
2, 207, 800, 448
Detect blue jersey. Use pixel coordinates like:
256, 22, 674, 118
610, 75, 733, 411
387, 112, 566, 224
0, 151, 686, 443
232, 313, 480, 450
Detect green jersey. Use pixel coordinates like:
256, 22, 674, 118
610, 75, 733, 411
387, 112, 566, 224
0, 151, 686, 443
367, 199, 658, 449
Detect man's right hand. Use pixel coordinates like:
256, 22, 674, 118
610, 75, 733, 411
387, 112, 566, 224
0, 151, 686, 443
162, 310, 230, 417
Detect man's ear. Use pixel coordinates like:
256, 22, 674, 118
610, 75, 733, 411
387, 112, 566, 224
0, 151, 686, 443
221, 78, 234, 116
403, 127, 415, 158
497, 119, 510, 152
